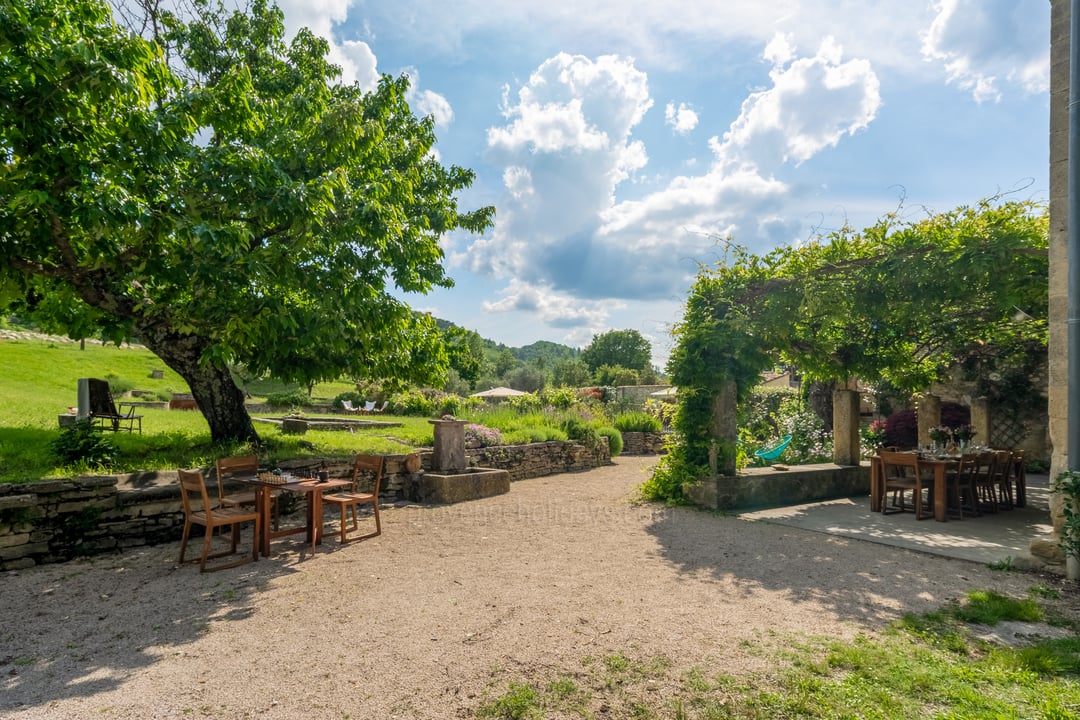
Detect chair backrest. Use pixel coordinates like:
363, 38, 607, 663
989, 449, 1012, 481
363, 401, 376, 412
178, 469, 213, 520
87, 378, 118, 417
343, 400, 356, 411
879, 450, 921, 480
1009, 450, 1026, 480
351, 454, 384, 495
375, 401, 388, 413
216, 455, 259, 502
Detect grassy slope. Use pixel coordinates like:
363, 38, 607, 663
0, 337, 434, 482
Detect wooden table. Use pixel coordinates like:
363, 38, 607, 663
870, 455, 952, 522
237, 476, 350, 557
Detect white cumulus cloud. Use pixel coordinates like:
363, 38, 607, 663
921, 0, 1050, 102
665, 102, 699, 135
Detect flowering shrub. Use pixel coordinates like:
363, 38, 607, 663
465, 423, 503, 448
862, 419, 887, 447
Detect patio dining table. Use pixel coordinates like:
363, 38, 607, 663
236, 474, 350, 557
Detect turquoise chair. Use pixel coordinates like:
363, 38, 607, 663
753, 434, 792, 466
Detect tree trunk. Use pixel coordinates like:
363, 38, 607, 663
137, 325, 260, 444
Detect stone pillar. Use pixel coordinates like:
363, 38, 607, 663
709, 381, 738, 476
832, 389, 861, 465
970, 397, 991, 447
917, 394, 941, 448
429, 418, 467, 473
1037, 0, 1070, 570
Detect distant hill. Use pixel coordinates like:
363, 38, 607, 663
434, 318, 581, 364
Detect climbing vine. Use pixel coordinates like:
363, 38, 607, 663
645, 198, 1048, 503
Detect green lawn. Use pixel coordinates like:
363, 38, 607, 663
0, 337, 434, 482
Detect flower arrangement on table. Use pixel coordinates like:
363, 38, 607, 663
952, 424, 975, 445
928, 425, 952, 444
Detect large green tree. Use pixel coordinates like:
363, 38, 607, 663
0, 0, 493, 442
581, 329, 652, 373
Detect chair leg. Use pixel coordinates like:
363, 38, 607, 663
340, 504, 349, 544
200, 525, 214, 572
179, 519, 192, 564
371, 502, 381, 538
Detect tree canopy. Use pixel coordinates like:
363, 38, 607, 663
647, 198, 1048, 501
582, 329, 652, 373
0, 0, 493, 442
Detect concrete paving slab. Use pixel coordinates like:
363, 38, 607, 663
740, 474, 1054, 567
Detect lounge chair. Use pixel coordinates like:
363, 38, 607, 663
84, 378, 142, 433
342, 400, 362, 414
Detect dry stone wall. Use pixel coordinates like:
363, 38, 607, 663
0, 441, 612, 570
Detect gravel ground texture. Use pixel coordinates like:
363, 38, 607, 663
0, 455, 1062, 719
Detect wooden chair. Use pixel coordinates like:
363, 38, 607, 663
984, 449, 1015, 511
216, 455, 279, 531
323, 455, 384, 544
879, 450, 930, 519
947, 453, 981, 519
1008, 450, 1027, 508
178, 469, 260, 572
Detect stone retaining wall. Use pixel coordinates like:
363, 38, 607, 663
620, 431, 667, 455
0, 440, 612, 570
685, 462, 871, 512
459, 438, 611, 481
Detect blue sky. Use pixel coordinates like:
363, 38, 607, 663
274, 0, 1050, 368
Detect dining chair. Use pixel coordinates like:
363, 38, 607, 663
947, 453, 980, 519
988, 449, 1015, 511
879, 450, 930, 519
323, 455, 384, 543
1008, 450, 1027, 508
178, 469, 260, 572
217, 455, 279, 530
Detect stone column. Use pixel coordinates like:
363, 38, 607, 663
832, 389, 861, 465
709, 381, 738, 476
917, 394, 941, 448
970, 397, 991, 447
429, 418, 467, 473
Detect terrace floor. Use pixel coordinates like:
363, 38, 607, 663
739, 471, 1055, 568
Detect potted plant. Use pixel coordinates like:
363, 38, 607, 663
1056, 470, 1080, 580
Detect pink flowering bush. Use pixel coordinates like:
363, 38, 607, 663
465, 423, 503, 448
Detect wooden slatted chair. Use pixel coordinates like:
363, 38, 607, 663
947, 452, 981, 519
1008, 450, 1027, 508
216, 455, 279, 531
178, 469, 260, 572
323, 455, 384, 544
879, 450, 930, 519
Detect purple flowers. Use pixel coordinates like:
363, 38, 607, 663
465, 423, 503, 448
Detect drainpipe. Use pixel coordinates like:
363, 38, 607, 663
1068, 0, 1080, 578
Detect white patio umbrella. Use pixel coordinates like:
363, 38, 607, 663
470, 386, 528, 398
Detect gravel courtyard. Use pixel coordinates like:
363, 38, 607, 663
0, 455, 1052, 719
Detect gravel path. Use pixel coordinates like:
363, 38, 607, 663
0, 456, 1046, 719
